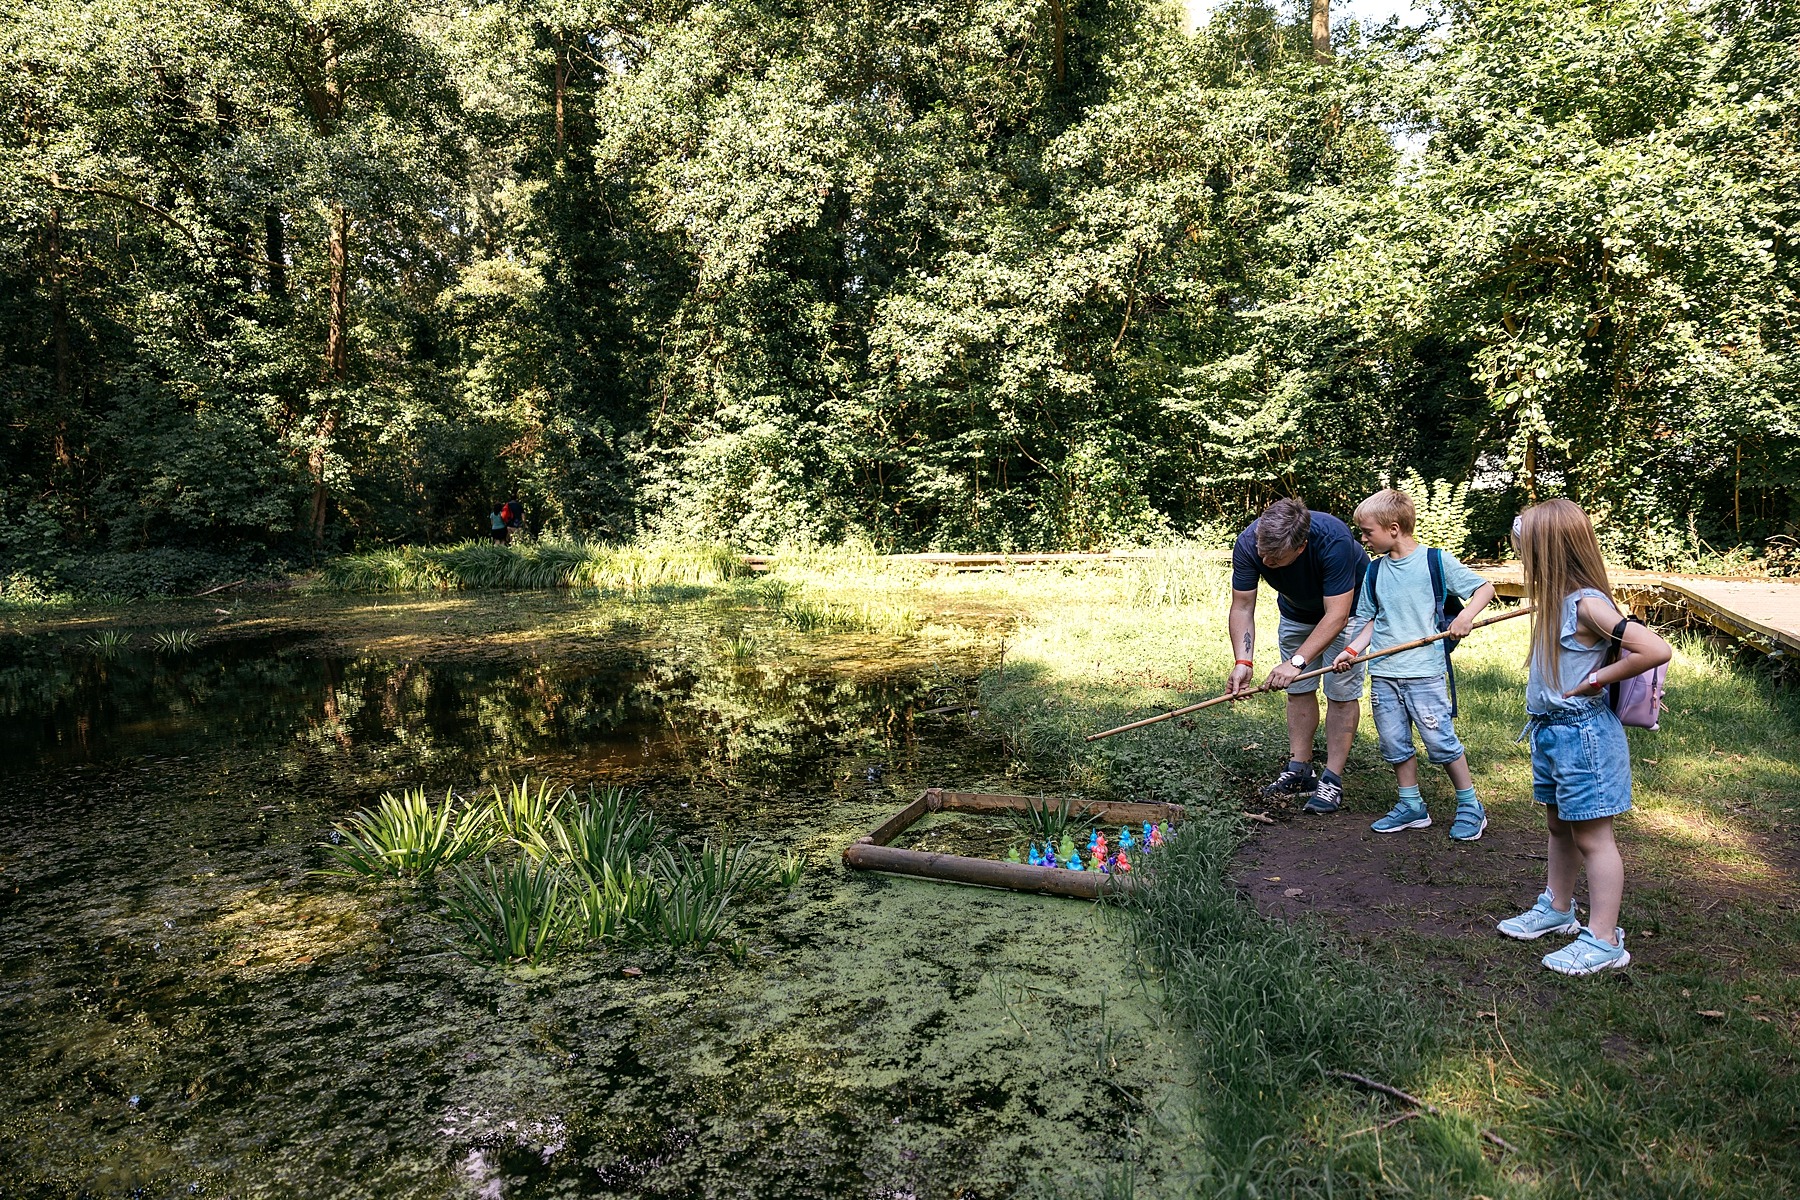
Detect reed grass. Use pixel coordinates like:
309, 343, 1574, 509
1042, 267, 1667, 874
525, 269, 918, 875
540, 786, 658, 876
1012, 795, 1093, 844
444, 856, 570, 965
319, 539, 747, 594
82, 630, 131, 656
648, 877, 734, 949
321, 787, 494, 878
563, 860, 654, 944
776, 595, 921, 635
486, 776, 569, 844
150, 628, 199, 653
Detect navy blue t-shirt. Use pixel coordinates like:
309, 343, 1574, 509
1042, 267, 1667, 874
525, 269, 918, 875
1231, 510, 1366, 624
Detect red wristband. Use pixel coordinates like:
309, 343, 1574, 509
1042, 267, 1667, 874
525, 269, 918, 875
1343, 646, 1360, 658
1235, 659, 1254, 667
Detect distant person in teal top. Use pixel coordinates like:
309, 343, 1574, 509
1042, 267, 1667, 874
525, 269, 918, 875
1332, 487, 1495, 841
1227, 498, 1369, 815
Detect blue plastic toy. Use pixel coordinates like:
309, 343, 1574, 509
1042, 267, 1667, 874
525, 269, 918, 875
1119, 826, 1135, 850
1069, 851, 1084, 871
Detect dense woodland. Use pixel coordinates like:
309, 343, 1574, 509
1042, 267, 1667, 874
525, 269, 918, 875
3, 0, 1797, 583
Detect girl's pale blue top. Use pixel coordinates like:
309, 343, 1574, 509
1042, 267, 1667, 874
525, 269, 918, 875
1525, 587, 1613, 715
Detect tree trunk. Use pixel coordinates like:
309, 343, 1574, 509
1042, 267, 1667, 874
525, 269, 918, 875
1311, 0, 1331, 63
265, 204, 287, 300
1522, 430, 1538, 503
47, 201, 71, 469
313, 201, 349, 549
554, 33, 567, 149
1049, 0, 1066, 84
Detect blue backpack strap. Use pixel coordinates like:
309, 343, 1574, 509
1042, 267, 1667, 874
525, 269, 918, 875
1427, 548, 1458, 717
1364, 557, 1382, 612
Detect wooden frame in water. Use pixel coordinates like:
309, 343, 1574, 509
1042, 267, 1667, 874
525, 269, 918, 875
842, 788, 1185, 899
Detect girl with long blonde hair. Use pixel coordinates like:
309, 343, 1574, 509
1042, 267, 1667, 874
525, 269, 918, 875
1498, 499, 1671, 975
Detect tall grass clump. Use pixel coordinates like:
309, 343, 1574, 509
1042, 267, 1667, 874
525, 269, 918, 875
320, 539, 746, 593
445, 857, 570, 965
776, 594, 921, 635
1013, 796, 1093, 844
487, 777, 569, 843
1129, 817, 1424, 1183
326, 774, 797, 962
542, 785, 659, 876
322, 787, 494, 878
1122, 544, 1233, 608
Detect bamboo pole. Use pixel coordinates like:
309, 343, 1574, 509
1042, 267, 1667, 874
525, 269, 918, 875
1084, 606, 1534, 742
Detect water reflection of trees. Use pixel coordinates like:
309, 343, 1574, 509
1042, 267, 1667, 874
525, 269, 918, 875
2, 621, 971, 797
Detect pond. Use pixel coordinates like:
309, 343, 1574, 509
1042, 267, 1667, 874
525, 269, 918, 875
0, 592, 1194, 1199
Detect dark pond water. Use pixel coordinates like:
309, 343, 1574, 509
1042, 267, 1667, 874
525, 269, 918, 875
0, 597, 1192, 1199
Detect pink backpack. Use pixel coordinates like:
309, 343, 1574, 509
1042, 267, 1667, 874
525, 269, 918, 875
1605, 616, 1668, 730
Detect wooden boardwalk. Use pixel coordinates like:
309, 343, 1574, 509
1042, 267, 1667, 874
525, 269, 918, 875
1478, 564, 1800, 656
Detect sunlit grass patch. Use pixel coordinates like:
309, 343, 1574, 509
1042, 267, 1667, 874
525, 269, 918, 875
775, 594, 922, 635
319, 539, 747, 593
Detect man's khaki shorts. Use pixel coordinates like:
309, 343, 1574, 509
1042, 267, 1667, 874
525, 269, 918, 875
1276, 615, 1368, 702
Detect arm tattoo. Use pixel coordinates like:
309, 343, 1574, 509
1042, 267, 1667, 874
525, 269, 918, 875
1241, 631, 1253, 655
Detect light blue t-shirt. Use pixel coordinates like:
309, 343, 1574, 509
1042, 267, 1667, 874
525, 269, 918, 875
1354, 546, 1488, 678
1525, 588, 1614, 715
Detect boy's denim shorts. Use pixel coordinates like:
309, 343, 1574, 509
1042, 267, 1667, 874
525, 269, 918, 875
1369, 675, 1465, 765
1528, 703, 1633, 822
1277, 616, 1367, 702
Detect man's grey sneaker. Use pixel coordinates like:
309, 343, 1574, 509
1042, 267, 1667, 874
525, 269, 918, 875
1370, 798, 1431, 834
1260, 767, 1316, 800
1449, 799, 1488, 841
1542, 927, 1630, 976
1496, 891, 1581, 941
1302, 776, 1342, 815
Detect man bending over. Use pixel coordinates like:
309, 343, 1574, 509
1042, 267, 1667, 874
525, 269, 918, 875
1226, 497, 1368, 814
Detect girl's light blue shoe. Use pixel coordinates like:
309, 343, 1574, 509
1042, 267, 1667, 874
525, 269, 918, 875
1497, 892, 1581, 940
1370, 798, 1431, 834
1543, 927, 1630, 976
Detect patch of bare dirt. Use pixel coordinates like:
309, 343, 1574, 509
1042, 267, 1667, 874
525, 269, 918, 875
1233, 801, 1800, 982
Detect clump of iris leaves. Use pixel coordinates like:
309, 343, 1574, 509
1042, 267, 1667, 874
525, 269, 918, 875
320, 779, 803, 966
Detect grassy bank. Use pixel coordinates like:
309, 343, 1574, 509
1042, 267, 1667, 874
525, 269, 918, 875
318, 539, 749, 593
957, 554, 1800, 1197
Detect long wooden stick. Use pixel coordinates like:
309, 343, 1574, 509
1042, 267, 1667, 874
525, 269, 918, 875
1084, 605, 1533, 742
1330, 1071, 1520, 1155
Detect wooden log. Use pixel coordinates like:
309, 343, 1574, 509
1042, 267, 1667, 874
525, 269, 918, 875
933, 791, 1185, 824
842, 842, 1127, 898
865, 792, 932, 847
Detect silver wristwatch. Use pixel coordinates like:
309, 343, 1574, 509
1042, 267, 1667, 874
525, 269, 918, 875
1290, 653, 1307, 669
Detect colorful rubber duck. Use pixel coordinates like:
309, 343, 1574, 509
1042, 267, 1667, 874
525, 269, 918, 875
1058, 835, 1077, 865
1119, 826, 1135, 851
1150, 823, 1165, 848
1068, 851, 1084, 871
1115, 851, 1131, 873
1087, 829, 1101, 852
1006, 846, 1021, 864
1093, 833, 1108, 862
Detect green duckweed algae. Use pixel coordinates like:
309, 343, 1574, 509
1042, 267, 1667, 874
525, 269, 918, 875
0, 593, 1198, 1198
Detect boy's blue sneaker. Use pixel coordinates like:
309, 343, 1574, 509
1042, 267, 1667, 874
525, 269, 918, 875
1496, 892, 1581, 941
1542, 927, 1630, 976
1449, 798, 1488, 841
1302, 776, 1343, 815
1370, 798, 1431, 834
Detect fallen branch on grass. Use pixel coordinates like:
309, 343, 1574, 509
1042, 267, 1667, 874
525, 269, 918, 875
194, 578, 247, 597
1330, 1070, 1520, 1155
